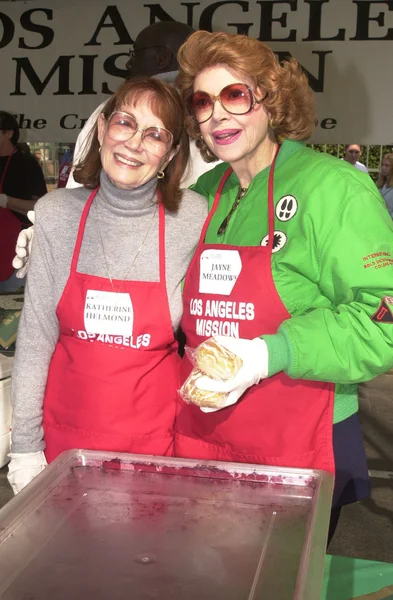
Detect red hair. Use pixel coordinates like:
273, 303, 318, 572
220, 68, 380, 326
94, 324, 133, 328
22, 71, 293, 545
176, 31, 317, 162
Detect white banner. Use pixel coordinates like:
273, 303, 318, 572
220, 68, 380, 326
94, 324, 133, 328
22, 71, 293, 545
0, 0, 392, 143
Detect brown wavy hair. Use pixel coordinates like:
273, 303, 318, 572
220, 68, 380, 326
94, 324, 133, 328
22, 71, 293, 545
377, 153, 393, 188
176, 31, 317, 162
73, 77, 190, 212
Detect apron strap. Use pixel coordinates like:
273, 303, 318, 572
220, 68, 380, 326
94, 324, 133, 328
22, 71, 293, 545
192, 144, 281, 255
70, 186, 165, 282
183, 149, 282, 290
182, 167, 233, 286
266, 145, 280, 252
0, 150, 16, 193
198, 143, 280, 252
157, 191, 166, 284
198, 166, 233, 244
70, 186, 99, 274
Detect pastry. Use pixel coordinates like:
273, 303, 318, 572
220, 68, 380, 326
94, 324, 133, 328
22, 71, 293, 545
180, 368, 229, 408
195, 337, 243, 381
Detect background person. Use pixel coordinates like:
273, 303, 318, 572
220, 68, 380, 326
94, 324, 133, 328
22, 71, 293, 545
174, 31, 393, 544
343, 144, 368, 173
7, 77, 207, 495
67, 20, 214, 190
377, 153, 393, 218
13, 20, 220, 279
15, 142, 32, 155
0, 111, 46, 288
57, 144, 75, 189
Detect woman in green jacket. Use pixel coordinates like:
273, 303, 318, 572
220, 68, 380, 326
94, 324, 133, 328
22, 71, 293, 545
174, 31, 393, 544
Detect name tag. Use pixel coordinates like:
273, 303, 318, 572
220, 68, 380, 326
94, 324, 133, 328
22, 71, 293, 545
199, 249, 242, 296
84, 290, 134, 336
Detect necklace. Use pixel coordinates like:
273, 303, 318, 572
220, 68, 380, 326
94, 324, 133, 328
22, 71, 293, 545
95, 201, 158, 294
217, 184, 248, 236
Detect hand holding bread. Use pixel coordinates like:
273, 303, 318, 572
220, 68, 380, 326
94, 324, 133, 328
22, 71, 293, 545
180, 336, 269, 412
180, 337, 243, 409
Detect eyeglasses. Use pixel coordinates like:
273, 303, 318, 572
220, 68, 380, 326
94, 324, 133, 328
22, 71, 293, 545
106, 111, 173, 157
187, 83, 265, 124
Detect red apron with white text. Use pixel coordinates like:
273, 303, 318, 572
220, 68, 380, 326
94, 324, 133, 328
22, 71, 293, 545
176, 156, 335, 474
0, 152, 22, 281
43, 187, 179, 462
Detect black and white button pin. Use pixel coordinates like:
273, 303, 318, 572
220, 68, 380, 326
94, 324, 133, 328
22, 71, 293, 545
276, 195, 298, 221
260, 231, 287, 253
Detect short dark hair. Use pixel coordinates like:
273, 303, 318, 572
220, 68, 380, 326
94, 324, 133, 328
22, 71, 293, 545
0, 111, 19, 146
73, 77, 190, 213
126, 21, 195, 78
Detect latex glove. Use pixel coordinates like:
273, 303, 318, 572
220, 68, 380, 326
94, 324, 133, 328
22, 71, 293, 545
12, 210, 35, 278
0, 193, 7, 208
7, 451, 48, 495
196, 336, 269, 413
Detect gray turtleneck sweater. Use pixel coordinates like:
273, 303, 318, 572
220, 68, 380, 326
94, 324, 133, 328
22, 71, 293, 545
11, 171, 208, 453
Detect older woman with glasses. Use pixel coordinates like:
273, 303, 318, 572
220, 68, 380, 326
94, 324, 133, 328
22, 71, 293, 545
7, 77, 208, 495
174, 31, 393, 543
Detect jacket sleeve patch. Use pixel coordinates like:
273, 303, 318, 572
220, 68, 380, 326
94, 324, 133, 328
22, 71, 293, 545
363, 252, 393, 270
371, 297, 393, 323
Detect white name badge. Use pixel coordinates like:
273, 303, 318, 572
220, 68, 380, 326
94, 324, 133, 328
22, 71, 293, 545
199, 249, 242, 296
84, 290, 134, 336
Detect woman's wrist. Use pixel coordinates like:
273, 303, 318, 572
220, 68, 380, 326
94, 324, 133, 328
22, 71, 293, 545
261, 331, 292, 376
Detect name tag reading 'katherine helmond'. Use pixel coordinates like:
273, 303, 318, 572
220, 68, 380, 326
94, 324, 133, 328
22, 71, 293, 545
199, 249, 242, 296
84, 290, 134, 336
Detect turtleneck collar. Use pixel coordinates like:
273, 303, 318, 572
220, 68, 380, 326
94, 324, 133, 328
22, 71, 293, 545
96, 169, 158, 218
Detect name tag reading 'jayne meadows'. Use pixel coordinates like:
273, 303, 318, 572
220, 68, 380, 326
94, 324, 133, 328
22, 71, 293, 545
84, 290, 134, 336
199, 249, 242, 296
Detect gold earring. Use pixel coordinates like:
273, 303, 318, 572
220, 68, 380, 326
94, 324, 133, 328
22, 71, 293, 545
157, 171, 165, 179
269, 117, 275, 129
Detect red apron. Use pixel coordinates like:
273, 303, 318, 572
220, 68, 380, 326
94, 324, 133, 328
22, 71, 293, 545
176, 153, 335, 474
0, 152, 22, 281
43, 187, 180, 462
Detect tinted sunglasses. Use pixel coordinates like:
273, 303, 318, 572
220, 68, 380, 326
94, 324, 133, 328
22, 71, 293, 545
187, 83, 265, 124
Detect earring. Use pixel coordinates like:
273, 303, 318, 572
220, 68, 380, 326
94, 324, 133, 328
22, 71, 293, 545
269, 117, 275, 129
157, 171, 165, 179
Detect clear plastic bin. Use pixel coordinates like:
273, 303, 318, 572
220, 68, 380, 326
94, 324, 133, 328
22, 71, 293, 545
0, 354, 13, 467
0, 450, 333, 599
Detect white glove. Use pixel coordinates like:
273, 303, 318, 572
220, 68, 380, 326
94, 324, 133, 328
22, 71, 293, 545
0, 193, 7, 208
12, 210, 35, 278
196, 336, 269, 413
7, 451, 48, 495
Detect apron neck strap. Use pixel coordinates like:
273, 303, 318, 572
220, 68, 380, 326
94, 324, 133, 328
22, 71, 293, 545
70, 186, 99, 273
198, 166, 233, 244
70, 186, 166, 282
266, 145, 280, 252
0, 149, 16, 192
199, 144, 280, 249
157, 191, 166, 283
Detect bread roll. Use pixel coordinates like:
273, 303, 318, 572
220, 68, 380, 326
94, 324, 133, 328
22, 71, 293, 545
195, 338, 242, 381
180, 368, 229, 409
